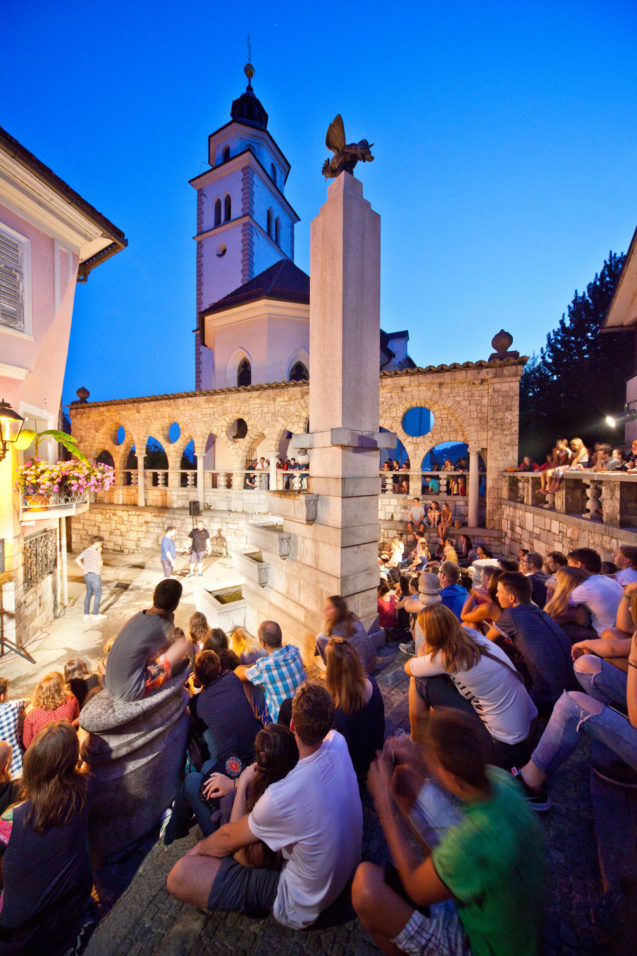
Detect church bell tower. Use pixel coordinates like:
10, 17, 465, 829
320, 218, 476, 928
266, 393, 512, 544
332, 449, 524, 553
190, 63, 300, 389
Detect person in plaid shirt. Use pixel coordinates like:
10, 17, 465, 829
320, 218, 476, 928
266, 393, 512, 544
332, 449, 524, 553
235, 622, 306, 724
0, 678, 27, 779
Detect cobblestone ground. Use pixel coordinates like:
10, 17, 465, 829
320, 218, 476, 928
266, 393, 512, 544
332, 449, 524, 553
86, 647, 610, 956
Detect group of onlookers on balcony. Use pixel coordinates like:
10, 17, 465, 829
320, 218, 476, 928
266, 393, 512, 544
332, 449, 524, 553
380, 457, 470, 496
2, 535, 636, 953
515, 438, 637, 501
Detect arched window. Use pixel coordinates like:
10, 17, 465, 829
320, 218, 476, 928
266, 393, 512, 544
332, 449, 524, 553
224, 194, 231, 222
222, 146, 230, 163
289, 361, 309, 382
270, 162, 276, 184
266, 208, 273, 238
274, 216, 281, 246
237, 357, 251, 387
214, 198, 221, 227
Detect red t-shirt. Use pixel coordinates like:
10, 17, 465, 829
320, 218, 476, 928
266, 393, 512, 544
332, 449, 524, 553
22, 696, 79, 748
378, 595, 396, 629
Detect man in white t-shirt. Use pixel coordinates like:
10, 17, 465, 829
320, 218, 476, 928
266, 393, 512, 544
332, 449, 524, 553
613, 545, 637, 587
568, 548, 623, 636
407, 498, 426, 536
166, 681, 362, 929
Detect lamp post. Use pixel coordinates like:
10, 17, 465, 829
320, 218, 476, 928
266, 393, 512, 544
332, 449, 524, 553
0, 399, 24, 461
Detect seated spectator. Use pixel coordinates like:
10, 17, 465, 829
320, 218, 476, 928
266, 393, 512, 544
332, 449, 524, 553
438, 561, 469, 619
64, 657, 101, 711
23, 673, 79, 749
167, 681, 363, 930
513, 622, 637, 806
545, 550, 567, 574
104, 579, 193, 701
0, 679, 27, 779
0, 742, 19, 814
399, 461, 410, 494
387, 536, 405, 576
189, 611, 211, 649
394, 574, 417, 644
199, 724, 298, 869
455, 533, 472, 565
231, 627, 267, 666
567, 548, 624, 635
544, 566, 596, 642
497, 556, 519, 572
518, 548, 529, 562
315, 596, 377, 674
613, 545, 637, 586
325, 637, 385, 779
162, 650, 263, 843
398, 572, 443, 656
406, 604, 537, 765
438, 503, 453, 541
0, 721, 95, 954
520, 551, 549, 606
377, 582, 396, 632
352, 710, 545, 956
489, 572, 574, 716
407, 535, 430, 572
625, 438, 637, 471
427, 473, 441, 495
517, 455, 538, 472
441, 538, 459, 564
427, 500, 441, 526
407, 498, 426, 536
476, 545, 493, 559
604, 447, 626, 471
461, 567, 502, 630
235, 621, 307, 723
203, 628, 229, 655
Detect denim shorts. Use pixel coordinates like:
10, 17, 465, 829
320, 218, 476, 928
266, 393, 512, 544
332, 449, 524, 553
207, 857, 280, 915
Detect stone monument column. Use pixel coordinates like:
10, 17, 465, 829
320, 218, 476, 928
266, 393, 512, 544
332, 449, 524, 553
295, 172, 391, 627
468, 447, 480, 527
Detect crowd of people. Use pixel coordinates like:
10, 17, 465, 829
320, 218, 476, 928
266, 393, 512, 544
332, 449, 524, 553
380, 457, 473, 496
514, 437, 637, 501
1, 533, 636, 953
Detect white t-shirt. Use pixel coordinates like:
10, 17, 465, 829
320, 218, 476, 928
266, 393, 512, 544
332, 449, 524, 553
408, 630, 537, 744
571, 575, 624, 635
615, 567, 637, 587
248, 730, 362, 929
409, 506, 425, 524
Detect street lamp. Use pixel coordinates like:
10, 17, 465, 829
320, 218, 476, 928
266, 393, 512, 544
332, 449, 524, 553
0, 399, 24, 461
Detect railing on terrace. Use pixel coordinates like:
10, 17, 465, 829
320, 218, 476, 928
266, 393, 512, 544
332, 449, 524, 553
504, 471, 637, 529
20, 489, 89, 519
380, 470, 483, 496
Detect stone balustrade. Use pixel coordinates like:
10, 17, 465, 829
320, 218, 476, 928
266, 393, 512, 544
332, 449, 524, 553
504, 471, 637, 529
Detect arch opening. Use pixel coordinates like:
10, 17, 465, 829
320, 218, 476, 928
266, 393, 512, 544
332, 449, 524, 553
289, 361, 308, 382
237, 357, 251, 387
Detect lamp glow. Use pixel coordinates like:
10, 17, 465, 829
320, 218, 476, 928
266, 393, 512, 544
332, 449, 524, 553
0, 399, 24, 462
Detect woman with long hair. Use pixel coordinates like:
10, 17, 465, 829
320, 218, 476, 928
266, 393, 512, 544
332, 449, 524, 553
203, 723, 299, 868
461, 567, 502, 631
455, 533, 472, 564
63, 657, 101, 711
316, 595, 377, 673
22, 672, 79, 749
405, 604, 537, 767
438, 503, 453, 542
544, 566, 595, 642
231, 627, 266, 666
324, 637, 385, 779
0, 721, 95, 954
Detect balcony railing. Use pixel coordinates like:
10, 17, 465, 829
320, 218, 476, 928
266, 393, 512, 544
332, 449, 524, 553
20, 489, 89, 520
379, 470, 473, 496
504, 471, 637, 529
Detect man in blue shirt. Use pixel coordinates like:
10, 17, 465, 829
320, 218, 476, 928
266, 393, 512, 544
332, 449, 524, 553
161, 526, 177, 578
438, 561, 468, 620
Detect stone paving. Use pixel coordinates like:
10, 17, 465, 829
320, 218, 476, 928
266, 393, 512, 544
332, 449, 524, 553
86, 644, 611, 956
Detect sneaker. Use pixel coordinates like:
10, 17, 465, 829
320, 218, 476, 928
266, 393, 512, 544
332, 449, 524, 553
187, 572, 194, 578
511, 767, 551, 811
592, 760, 637, 789
197, 571, 204, 577
92, 613, 106, 620
399, 640, 415, 656
159, 806, 173, 845
83, 614, 90, 621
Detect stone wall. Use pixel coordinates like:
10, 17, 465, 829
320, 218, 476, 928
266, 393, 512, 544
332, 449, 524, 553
502, 499, 637, 560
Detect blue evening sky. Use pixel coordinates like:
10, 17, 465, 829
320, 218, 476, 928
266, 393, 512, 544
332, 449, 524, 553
4, 1, 637, 408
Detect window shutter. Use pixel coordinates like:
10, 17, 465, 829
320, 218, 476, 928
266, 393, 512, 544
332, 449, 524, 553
0, 229, 24, 330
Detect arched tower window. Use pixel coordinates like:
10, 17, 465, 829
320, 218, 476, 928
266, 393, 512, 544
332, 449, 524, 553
224, 194, 231, 222
237, 357, 252, 387
222, 146, 230, 163
214, 198, 221, 227
270, 162, 276, 184
266, 208, 273, 238
274, 216, 281, 246
289, 361, 309, 382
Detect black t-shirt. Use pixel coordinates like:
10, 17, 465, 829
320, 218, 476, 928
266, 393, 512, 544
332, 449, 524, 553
190, 671, 261, 768
333, 677, 385, 779
189, 528, 210, 554
497, 604, 573, 704
0, 798, 93, 953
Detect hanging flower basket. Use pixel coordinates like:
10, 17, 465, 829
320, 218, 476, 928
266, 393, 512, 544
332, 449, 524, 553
16, 458, 115, 510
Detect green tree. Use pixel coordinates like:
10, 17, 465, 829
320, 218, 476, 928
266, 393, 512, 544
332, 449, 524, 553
519, 251, 629, 459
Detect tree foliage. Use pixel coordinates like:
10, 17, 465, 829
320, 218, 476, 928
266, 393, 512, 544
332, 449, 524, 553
519, 251, 630, 459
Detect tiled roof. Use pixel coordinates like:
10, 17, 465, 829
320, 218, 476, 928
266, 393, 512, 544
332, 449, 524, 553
200, 260, 310, 318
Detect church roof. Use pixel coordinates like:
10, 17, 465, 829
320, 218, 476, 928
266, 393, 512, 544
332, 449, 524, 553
230, 66, 268, 131
200, 260, 310, 319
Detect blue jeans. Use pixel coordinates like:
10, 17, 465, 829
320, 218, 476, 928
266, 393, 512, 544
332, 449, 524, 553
531, 689, 637, 775
574, 655, 627, 709
84, 573, 101, 614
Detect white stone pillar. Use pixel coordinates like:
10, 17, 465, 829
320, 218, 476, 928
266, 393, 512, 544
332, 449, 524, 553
137, 459, 145, 507
60, 515, 68, 607
196, 455, 205, 504
468, 448, 480, 527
